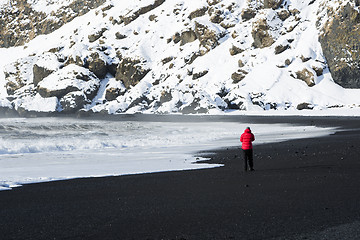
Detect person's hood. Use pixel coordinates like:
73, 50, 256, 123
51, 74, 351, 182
244, 128, 251, 133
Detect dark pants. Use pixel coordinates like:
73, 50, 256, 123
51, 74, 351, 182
243, 149, 254, 171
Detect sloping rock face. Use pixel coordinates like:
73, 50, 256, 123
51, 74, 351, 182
319, 2, 360, 88
0, 0, 106, 48
37, 65, 100, 98
115, 58, 150, 89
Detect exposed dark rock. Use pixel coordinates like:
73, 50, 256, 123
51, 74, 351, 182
194, 21, 225, 51
65, 55, 85, 67
263, 0, 283, 9
161, 57, 174, 65
159, 91, 172, 103
115, 32, 127, 40
121, 0, 165, 25
278, 10, 291, 21
192, 70, 209, 80
4, 58, 35, 95
105, 87, 122, 101
297, 102, 314, 110
149, 14, 157, 21
107, 63, 118, 76
188, 6, 208, 20
231, 71, 246, 83
184, 51, 202, 65
295, 68, 315, 87
210, 10, 225, 24
181, 98, 208, 114
318, 3, 360, 88
241, 8, 256, 21
275, 44, 290, 55
33, 64, 54, 86
0, 0, 106, 48
252, 18, 275, 48
59, 91, 88, 113
285, 59, 292, 65
207, 0, 221, 6
300, 55, 311, 62
38, 85, 78, 98
180, 30, 198, 46
312, 66, 324, 76
37, 65, 100, 99
115, 57, 150, 89
238, 60, 245, 68
127, 95, 152, 111
86, 52, 108, 79
229, 45, 244, 56
172, 32, 181, 44
88, 28, 107, 43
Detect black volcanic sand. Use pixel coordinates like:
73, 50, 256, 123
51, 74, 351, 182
1, 115, 360, 240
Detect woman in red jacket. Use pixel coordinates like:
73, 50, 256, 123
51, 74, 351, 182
240, 127, 255, 172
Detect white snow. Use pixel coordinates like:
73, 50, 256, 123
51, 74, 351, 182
0, 117, 337, 190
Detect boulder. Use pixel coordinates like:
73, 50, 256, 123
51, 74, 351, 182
4, 56, 37, 95
274, 44, 290, 55
59, 91, 88, 113
263, 0, 283, 9
252, 18, 275, 48
86, 52, 108, 79
231, 70, 247, 83
115, 57, 150, 89
241, 8, 256, 21
312, 66, 324, 76
180, 30, 198, 46
104, 79, 126, 101
115, 32, 127, 39
278, 10, 291, 21
192, 70, 209, 80
181, 98, 208, 114
318, 3, 360, 88
210, 10, 225, 24
295, 68, 315, 87
37, 64, 100, 98
194, 21, 225, 51
159, 91, 172, 104
297, 102, 314, 110
32, 52, 63, 86
127, 95, 152, 111
229, 45, 244, 56
238, 60, 245, 68
105, 88, 121, 101
207, 0, 221, 6
161, 57, 174, 65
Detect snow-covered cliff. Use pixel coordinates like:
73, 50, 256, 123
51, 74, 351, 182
0, 0, 359, 115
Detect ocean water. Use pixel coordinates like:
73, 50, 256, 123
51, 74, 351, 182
0, 117, 335, 190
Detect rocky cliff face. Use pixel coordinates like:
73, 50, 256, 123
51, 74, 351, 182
0, 0, 106, 48
0, 0, 359, 115
318, 0, 360, 88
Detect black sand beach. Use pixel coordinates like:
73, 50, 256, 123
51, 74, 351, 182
1, 116, 360, 240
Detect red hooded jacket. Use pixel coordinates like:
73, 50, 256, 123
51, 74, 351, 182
240, 128, 255, 150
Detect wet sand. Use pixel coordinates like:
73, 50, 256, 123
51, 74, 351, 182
0, 116, 360, 240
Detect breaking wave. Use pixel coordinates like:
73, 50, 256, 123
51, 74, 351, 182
0, 118, 239, 155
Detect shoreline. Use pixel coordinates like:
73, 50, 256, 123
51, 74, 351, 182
0, 116, 360, 239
